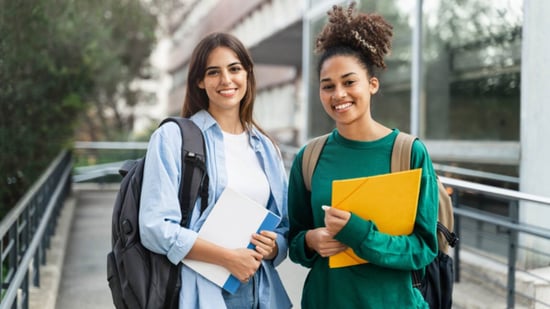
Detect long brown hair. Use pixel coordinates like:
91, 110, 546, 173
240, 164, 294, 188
182, 32, 262, 132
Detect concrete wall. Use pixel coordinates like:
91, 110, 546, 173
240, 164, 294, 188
519, 0, 550, 269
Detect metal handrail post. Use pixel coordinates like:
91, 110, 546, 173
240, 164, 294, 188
507, 200, 519, 309
22, 270, 29, 309
33, 247, 40, 287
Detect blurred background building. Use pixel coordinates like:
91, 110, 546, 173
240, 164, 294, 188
137, 0, 549, 269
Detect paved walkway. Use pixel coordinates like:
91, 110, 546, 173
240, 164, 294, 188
38, 185, 308, 309
55, 187, 117, 309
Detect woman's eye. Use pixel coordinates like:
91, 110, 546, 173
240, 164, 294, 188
206, 70, 219, 76
229, 66, 242, 73
321, 84, 334, 90
345, 80, 355, 86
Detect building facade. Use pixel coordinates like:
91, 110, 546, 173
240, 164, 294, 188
151, 0, 549, 268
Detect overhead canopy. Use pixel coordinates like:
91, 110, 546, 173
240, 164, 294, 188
248, 20, 303, 67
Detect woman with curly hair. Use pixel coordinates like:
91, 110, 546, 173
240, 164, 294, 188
287, 3, 439, 308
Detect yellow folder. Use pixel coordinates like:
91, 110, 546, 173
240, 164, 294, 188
329, 168, 422, 268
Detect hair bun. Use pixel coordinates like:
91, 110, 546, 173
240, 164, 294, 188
315, 2, 393, 69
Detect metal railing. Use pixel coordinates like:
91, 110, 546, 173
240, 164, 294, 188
72, 141, 147, 183
0, 150, 72, 309
72, 141, 550, 308
442, 176, 550, 308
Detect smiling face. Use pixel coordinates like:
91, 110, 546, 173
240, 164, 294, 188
198, 46, 248, 117
319, 55, 379, 127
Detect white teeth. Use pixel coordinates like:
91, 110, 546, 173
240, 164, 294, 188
334, 103, 352, 110
219, 89, 236, 95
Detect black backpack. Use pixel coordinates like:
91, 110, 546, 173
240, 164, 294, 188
107, 117, 209, 309
301, 132, 458, 309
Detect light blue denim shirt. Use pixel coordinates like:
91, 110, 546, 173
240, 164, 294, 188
139, 110, 292, 309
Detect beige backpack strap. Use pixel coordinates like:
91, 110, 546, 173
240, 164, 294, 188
302, 134, 329, 191
393, 132, 456, 253
391, 132, 416, 173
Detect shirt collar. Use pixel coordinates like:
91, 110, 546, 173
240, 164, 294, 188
191, 109, 262, 149
190, 110, 217, 133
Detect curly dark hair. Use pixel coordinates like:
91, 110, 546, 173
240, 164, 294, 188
315, 2, 393, 75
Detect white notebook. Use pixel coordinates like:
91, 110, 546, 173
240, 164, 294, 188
182, 187, 280, 294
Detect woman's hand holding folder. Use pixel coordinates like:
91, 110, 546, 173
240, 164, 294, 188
303, 206, 349, 258
322, 205, 351, 236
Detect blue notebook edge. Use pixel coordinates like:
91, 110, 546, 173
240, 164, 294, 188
224, 211, 281, 294
223, 275, 240, 294
246, 211, 281, 249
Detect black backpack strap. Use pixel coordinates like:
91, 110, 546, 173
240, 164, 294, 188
159, 117, 208, 228
199, 171, 209, 214
165, 263, 180, 309
118, 159, 137, 177
158, 117, 208, 309
437, 222, 458, 248
412, 269, 423, 288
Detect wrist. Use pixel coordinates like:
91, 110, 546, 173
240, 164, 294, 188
304, 230, 315, 256
266, 245, 278, 260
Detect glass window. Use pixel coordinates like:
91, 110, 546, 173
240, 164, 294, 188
362, 0, 414, 131
306, 0, 522, 141
423, 0, 522, 140
306, 5, 334, 137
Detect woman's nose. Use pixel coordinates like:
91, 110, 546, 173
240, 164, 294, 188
333, 86, 346, 99
220, 70, 231, 85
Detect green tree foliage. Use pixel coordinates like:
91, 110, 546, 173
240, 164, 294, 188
0, 0, 157, 214
74, 0, 157, 141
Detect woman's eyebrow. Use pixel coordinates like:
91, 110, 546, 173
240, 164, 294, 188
341, 72, 357, 78
206, 62, 242, 71
320, 72, 357, 83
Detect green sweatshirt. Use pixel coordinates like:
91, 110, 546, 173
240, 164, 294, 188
288, 129, 438, 309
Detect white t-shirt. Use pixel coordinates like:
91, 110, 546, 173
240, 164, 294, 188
223, 131, 270, 207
